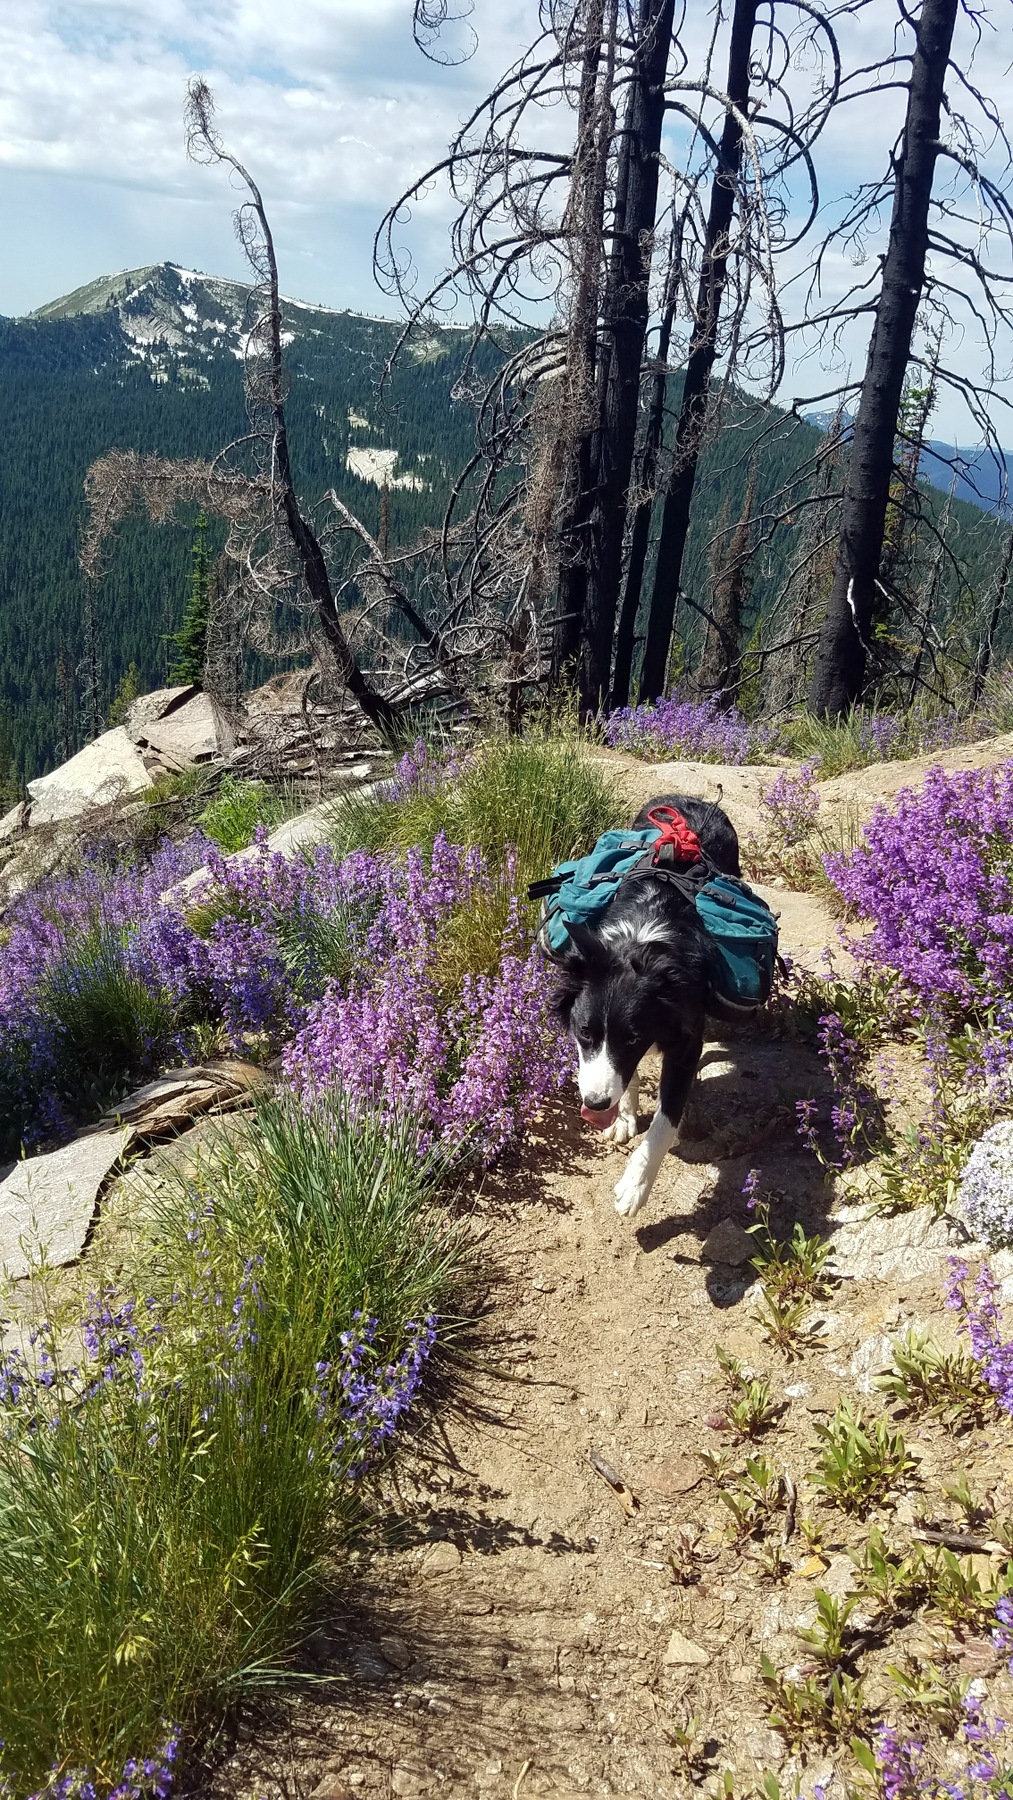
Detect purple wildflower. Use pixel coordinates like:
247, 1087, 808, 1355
824, 764, 1013, 1010
761, 759, 821, 846
315, 1312, 439, 1475
602, 693, 778, 764
946, 1258, 1013, 1417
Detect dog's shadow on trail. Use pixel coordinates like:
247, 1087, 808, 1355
631, 1032, 839, 1309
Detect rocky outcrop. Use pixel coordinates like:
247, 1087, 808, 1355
124, 683, 199, 738
0, 1127, 133, 1280
0, 1062, 271, 1282
26, 728, 153, 826
133, 691, 228, 771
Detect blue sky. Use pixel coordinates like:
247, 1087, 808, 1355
1, 0, 1010, 441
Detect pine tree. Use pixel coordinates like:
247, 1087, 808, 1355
169, 511, 212, 687
106, 661, 142, 728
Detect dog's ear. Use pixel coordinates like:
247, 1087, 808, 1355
542, 920, 610, 975
566, 921, 611, 971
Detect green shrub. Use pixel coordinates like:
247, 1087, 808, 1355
196, 776, 296, 853
327, 732, 623, 983
39, 929, 178, 1114
0, 1094, 469, 1789
330, 731, 624, 891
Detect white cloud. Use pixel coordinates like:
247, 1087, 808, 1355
0, 0, 1010, 441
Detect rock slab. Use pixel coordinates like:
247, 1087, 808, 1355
27, 728, 153, 826
829, 1206, 971, 1282
662, 1629, 710, 1666
125, 684, 198, 737
136, 692, 223, 767
0, 1127, 133, 1280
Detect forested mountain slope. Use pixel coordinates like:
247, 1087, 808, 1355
0, 265, 480, 778
0, 263, 1002, 778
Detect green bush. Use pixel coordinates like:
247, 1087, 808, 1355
196, 776, 296, 853
0, 1094, 469, 1789
330, 731, 625, 890
327, 732, 624, 983
39, 929, 179, 1116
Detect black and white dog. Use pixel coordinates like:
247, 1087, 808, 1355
549, 794, 741, 1220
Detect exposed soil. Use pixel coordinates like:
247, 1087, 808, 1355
193, 745, 1013, 1800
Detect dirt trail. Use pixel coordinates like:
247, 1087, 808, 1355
204, 953, 940, 1792
203, 747, 1013, 1800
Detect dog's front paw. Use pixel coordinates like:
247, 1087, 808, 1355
604, 1111, 639, 1147
614, 1145, 653, 1218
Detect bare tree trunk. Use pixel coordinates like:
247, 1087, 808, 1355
551, 0, 616, 682
639, 0, 758, 702
610, 289, 676, 707
187, 81, 398, 741
577, 0, 677, 714
807, 0, 959, 717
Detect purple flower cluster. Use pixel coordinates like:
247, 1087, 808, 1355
794, 1012, 878, 1171
873, 1688, 1013, 1800
838, 709, 972, 769
875, 1725, 926, 1800
284, 842, 571, 1161
384, 736, 472, 801
80, 1288, 165, 1399
946, 1259, 1013, 1415
602, 694, 778, 764
4, 1730, 180, 1800
314, 1310, 439, 1474
1, 749, 573, 1168
760, 759, 821, 845
824, 763, 1013, 1008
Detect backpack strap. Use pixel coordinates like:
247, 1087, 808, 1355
528, 873, 565, 900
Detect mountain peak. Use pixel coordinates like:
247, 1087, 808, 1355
22, 263, 351, 368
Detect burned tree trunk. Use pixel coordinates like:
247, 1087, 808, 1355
638, 0, 758, 703
609, 284, 677, 707
551, 0, 617, 683
577, 0, 677, 714
807, 0, 960, 718
186, 80, 398, 741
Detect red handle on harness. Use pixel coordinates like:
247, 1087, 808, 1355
645, 804, 703, 866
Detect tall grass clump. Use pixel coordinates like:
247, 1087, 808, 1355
0, 1093, 468, 1793
196, 776, 297, 853
780, 704, 970, 778
329, 732, 624, 891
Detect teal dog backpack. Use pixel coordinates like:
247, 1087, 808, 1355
529, 803, 780, 1020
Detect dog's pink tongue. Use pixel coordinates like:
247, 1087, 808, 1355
581, 1103, 619, 1129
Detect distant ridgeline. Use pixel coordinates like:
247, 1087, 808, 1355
0, 262, 1002, 779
